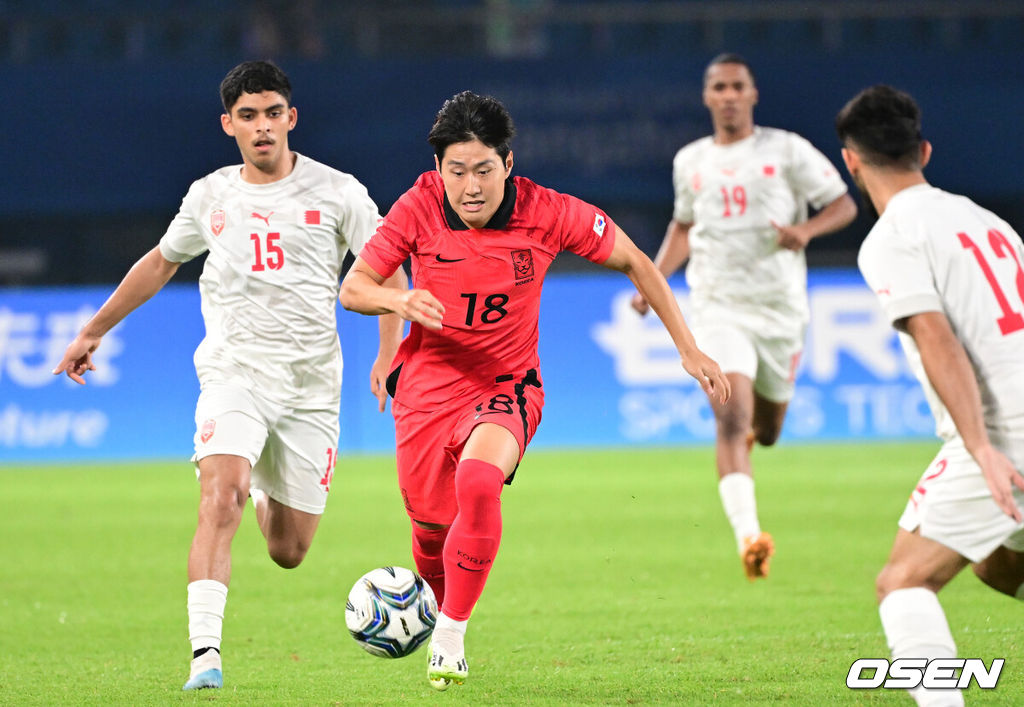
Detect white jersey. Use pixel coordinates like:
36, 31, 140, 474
858, 183, 1024, 444
159, 153, 380, 407
672, 126, 847, 324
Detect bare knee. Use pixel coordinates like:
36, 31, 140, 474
267, 537, 311, 569
716, 409, 751, 443
199, 483, 248, 529
752, 425, 781, 447
972, 546, 1024, 597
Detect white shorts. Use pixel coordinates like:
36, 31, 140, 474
898, 437, 1024, 563
192, 383, 340, 515
691, 306, 804, 403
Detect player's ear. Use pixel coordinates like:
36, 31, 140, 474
288, 106, 297, 131
434, 154, 441, 174
840, 147, 859, 176
504, 150, 513, 176
919, 140, 932, 168
220, 112, 235, 137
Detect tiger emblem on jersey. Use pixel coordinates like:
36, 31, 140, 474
511, 249, 534, 280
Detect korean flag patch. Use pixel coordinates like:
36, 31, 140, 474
593, 213, 606, 238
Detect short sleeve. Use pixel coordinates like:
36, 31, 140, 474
557, 192, 616, 264
359, 191, 417, 278
858, 224, 943, 325
158, 180, 208, 263
787, 134, 848, 210
338, 179, 382, 257
671, 150, 695, 224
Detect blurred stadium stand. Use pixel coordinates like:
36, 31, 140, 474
4, 0, 1024, 284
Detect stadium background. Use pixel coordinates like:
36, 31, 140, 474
3, 0, 1024, 460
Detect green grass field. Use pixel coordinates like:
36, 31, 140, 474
2, 443, 1021, 705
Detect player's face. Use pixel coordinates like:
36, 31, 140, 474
435, 139, 513, 229
703, 63, 757, 139
221, 91, 297, 181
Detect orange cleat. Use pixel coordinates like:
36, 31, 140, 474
741, 532, 775, 580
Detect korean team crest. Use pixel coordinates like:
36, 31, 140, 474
200, 419, 216, 443
210, 209, 226, 236
511, 249, 534, 280
592, 213, 606, 238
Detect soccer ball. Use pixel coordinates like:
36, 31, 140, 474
345, 566, 437, 658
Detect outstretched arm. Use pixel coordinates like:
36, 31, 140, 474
53, 245, 180, 384
903, 310, 1024, 522
603, 226, 730, 404
368, 267, 409, 412
631, 219, 691, 315
773, 192, 857, 251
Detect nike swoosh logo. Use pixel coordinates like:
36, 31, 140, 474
435, 255, 465, 263
457, 562, 485, 572
474, 411, 505, 420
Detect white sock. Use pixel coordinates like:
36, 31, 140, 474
433, 612, 467, 653
718, 473, 760, 552
879, 587, 963, 707
188, 579, 228, 654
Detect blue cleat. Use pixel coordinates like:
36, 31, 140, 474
182, 649, 223, 690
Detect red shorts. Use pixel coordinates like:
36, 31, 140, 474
393, 369, 544, 525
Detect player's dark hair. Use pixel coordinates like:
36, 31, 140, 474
704, 52, 756, 85
219, 61, 292, 112
835, 85, 923, 169
427, 91, 516, 161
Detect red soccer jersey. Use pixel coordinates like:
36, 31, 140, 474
360, 171, 616, 410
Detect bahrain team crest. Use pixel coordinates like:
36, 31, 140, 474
511, 249, 534, 280
200, 419, 216, 443
210, 209, 226, 236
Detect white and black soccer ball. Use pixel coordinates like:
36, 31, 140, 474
345, 566, 437, 658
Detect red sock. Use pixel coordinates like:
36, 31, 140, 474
441, 459, 506, 621
411, 524, 448, 608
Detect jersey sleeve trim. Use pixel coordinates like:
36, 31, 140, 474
593, 219, 617, 264
882, 293, 944, 323
158, 240, 197, 264
358, 246, 396, 279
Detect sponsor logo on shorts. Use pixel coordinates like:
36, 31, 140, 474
846, 658, 1004, 690
200, 419, 216, 443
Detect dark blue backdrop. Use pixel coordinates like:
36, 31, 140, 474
7, 48, 1023, 219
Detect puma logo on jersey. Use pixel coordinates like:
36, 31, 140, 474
252, 211, 274, 226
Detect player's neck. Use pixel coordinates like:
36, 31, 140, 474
240, 151, 297, 185
864, 170, 928, 215
713, 123, 754, 146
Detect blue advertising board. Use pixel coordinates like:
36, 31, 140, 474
0, 269, 932, 462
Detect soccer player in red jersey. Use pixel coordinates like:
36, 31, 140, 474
339, 91, 730, 690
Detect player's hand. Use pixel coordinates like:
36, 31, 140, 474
630, 292, 650, 316
394, 289, 444, 331
52, 333, 101, 385
369, 355, 392, 413
682, 350, 731, 404
771, 220, 813, 251
974, 444, 1024, 523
